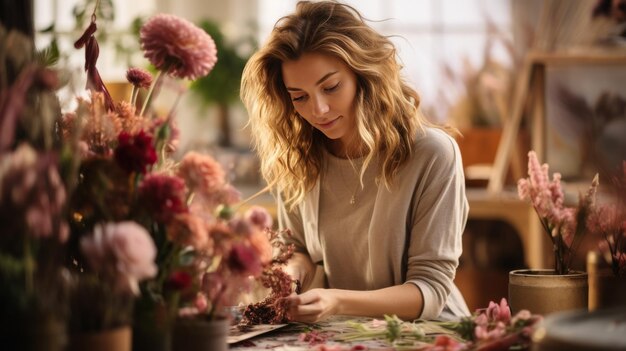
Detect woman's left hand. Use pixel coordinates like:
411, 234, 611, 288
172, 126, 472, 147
283, 288, 339, 323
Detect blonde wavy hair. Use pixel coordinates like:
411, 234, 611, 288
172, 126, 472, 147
241, 0, 441, 209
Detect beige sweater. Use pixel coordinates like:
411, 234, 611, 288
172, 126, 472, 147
277, 127, 470, 320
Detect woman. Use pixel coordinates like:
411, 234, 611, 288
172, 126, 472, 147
240, 0, 469, 323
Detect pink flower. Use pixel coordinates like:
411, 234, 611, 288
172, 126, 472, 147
423, 335, 467, 351
0, 143, 69, 242
227, 243, 262, 276
487, 298, 511, 323
249, 228, 273, 265
81, 221, 158, 295
126, 67, 153, 88
194, 293, 208, 313
140, 14, 217, 80
114, 130, 157, 174
167, 213, 210, 250
177, 151, 225, 196
245, 206, 274, 230
138, 174, 187, 222
475, 321, 506, 341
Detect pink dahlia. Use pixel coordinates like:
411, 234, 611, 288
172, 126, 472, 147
126, 67, 153, 88
140, 14, 218, 80
114, 130, 157, 174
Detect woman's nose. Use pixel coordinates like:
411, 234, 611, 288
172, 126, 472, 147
311, 95, 330, 118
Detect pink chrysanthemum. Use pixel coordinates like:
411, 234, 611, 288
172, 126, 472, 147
126, 67, 153, 88
140, 14, 218, 80
177, 151, 226, 196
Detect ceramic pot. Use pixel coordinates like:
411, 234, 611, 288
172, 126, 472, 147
532, 307, 626, 351
509, 269, 587, 316
587, 251, 626, 311
172, 317, 229, 351
68, 326, 131, 351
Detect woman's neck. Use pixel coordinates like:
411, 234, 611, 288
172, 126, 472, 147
327, 136, 366, 159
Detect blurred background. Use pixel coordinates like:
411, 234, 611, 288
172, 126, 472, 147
27, 0, 626, 311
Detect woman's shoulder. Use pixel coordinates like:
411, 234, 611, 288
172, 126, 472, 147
412, 127, 460, 162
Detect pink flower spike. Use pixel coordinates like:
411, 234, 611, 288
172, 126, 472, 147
140, 14, 218, 80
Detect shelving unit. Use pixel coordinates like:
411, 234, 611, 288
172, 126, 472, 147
481, 48, 626, 268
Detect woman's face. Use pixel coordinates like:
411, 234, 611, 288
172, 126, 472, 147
281, 52, 358, 153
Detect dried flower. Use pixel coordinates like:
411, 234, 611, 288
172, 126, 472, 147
126, 67, 153, 88
518, 151, 598, 274
113, 130, 157, 174
80, 221, 158, 295
140, 14, 218, 80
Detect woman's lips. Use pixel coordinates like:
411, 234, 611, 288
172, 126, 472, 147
317, 116, 341, 129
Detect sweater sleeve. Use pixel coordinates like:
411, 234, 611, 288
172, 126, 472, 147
276, 193, 308, 253
404, 131, 468, 319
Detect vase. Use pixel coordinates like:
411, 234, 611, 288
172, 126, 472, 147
171, 317, 229, 351
587, 251, 626, 311
68, 326, 131, 351
508, 269, 587, 316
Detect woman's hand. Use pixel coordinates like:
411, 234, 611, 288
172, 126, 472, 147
283, 252, 315, 291
283, 288, 339, 323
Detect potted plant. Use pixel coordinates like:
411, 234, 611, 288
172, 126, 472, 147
511, 151, 599, 315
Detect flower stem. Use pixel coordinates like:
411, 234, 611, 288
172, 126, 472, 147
140, 70, 162, 117
24, 236, 34, 295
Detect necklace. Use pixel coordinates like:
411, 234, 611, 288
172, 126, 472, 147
344, 156, 361, 205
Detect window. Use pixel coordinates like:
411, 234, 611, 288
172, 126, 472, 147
258, 0, 513, 122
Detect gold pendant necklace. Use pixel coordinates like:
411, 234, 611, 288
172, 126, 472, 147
346, 157, 361, 205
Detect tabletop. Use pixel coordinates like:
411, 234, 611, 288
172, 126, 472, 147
228, 315, 454, 351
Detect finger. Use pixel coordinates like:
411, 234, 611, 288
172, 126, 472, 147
294, 303, 322, 316
294, 291, 319, 305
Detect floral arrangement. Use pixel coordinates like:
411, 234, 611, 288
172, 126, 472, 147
0, 23, 71, 348
57, 6, 284, 339
517, 150, 599, 274
2, 4, 294, 346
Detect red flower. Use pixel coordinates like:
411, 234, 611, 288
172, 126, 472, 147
227, 243, 262, 276
165, 270, 193, 291
138, 174, 187, 222
114, 130, 157, 174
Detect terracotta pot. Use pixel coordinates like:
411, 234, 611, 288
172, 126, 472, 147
587, 251, 626, 311
509, 269, 588, 316
68, 326, 131, 351
172, 317, 229, 351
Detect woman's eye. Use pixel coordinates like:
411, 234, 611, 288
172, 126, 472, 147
292, 95, 306, 102
324, 82, 340, 93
